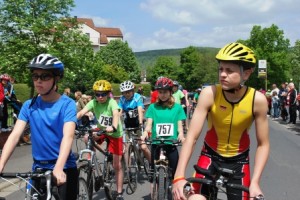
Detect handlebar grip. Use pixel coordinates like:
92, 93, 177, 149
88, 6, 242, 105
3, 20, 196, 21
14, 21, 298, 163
255, 194, 265, 200
193, 165, 213, 178
96, 130, 107, 136
186, 177, 213, 186
226, 183, 249, 192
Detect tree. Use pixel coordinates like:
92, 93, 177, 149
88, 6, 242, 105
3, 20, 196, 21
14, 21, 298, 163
240, 24, 291, 89
289, 40, 300, 90
97, 40, 141, 83
147, 56, 178, 86
0, 0, 95, 96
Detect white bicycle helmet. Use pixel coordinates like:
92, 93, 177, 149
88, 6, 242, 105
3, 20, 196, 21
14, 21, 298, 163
120, 81, 135, 92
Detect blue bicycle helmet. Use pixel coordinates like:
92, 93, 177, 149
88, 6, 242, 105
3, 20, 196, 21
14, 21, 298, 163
28, 54, 64, 78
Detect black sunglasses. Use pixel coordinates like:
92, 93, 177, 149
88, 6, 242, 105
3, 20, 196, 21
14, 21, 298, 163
31, 73, 54, 81
95, 92, 108, 97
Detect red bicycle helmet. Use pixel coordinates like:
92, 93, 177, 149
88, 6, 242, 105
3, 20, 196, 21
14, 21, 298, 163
155, 77, 174, 90
0, 74, 10, 81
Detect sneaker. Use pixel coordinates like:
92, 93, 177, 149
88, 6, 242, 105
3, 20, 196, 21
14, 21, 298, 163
115, 194, 124, 200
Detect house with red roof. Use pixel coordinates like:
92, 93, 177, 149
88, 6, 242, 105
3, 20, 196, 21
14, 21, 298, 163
76, 17, 123, 52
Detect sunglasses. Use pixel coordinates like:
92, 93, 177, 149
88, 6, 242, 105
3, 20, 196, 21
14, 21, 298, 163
95, 92, 108, 97
31, 73, 53, 81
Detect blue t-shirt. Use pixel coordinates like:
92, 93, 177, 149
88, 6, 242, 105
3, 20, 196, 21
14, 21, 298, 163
119, 93, 144, 128
18, 94, 77, 169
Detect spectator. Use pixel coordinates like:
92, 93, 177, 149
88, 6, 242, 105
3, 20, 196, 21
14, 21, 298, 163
271, 91, 280, 119
287, 82, 297, 124
137, 86, 144, 95
63, 87, 71, 96
74, 91, 85, 113
279, 83, 288, 121
1, 74, 11, 132
0, 76, 4, 132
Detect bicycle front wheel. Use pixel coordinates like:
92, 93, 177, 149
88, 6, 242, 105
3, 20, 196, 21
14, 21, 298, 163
103, 156, 116, 200
126, 145, 138, 194
157, 167, 166, 200
78, 177, 90, 200
78, 162, 93, 200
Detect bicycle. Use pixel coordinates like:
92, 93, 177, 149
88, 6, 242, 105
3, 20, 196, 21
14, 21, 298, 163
124, 127, 150, 189
0, 168, 61, 200
147, 138, 181, 200
183, 164, 265, 200
75, 120, 136, 199
188, 103, 197, 119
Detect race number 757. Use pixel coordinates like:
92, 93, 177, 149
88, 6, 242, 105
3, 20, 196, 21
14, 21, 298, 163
156, 123, 174, 137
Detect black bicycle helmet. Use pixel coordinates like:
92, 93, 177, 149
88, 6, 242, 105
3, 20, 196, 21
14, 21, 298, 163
28, 54, 64, 78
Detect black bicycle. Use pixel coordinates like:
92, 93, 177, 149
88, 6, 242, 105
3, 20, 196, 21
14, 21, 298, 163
75, 117, 136, 199
147, 138, 181, 200
0, 168, 60, 200
124, 127, 150, 178
184, 164, 265, 200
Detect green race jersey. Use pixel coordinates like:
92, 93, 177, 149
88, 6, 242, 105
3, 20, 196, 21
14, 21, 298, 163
172, 90, 185, 104
85, 98, 122, 138
146, 103, 186, 143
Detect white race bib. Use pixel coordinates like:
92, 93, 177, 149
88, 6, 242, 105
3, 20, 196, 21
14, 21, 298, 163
98, 115, 113, 127
127, 109, 138, 118
156, 123, 174, 137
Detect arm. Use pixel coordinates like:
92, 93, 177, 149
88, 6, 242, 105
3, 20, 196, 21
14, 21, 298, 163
250, 91, 270, 197
172, 86, 215, 200
0, 120, 27, 172
77, 107, 90, 119
106, 109, 119, 132
177, 120, 185, 142
141, 118, 153, 140
138, 106, 144, 125
53, 121, 76, 185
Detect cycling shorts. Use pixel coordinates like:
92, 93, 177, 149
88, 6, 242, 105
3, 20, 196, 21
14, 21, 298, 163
96, 134, 123, 156
193, 143, 250, 200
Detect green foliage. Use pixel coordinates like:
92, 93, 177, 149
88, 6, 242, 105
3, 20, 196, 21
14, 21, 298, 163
97, 40, 141, 83
13, 83, 31, 102
147, 56, 179, 86
241, 24, 291, 89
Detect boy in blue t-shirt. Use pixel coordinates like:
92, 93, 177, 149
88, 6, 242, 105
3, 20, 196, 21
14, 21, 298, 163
0, 54, 78, 200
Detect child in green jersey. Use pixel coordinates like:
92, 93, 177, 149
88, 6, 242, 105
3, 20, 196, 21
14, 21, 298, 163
141, 77, 186, 196
77, 80, 124, 200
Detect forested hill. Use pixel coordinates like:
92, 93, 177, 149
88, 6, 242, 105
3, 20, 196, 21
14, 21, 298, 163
134, 47, 219, 69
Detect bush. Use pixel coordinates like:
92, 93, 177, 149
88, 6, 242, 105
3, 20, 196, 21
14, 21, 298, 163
14, 84, 31, 103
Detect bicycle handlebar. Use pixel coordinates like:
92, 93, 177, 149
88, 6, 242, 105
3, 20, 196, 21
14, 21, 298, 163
146, 138, 181, 146
0, 170, 54, 200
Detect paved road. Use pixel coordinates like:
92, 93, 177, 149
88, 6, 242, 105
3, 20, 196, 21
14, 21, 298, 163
1, 117, 300, 199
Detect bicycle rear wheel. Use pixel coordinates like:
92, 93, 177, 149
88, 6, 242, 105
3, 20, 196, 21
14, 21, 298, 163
78, 177, 90, 200
20, 124, 31, 144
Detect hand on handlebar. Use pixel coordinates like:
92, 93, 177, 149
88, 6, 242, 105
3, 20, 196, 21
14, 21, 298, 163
172, 179, 189, 200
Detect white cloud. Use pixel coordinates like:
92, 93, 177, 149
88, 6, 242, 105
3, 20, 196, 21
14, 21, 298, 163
80, 15, 109, 27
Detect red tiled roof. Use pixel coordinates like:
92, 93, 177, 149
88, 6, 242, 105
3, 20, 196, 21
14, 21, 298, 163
94, 27, 123, 38
77, 18, 95, 29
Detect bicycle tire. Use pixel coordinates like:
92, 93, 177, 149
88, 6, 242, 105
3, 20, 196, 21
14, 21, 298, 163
157, 167, 166, 200
78, 161, 93, 200
78, 177, 90, 200
126, 145, 138, 194
189, 107, 194, 119
21, 125, 31, 144
103, 157, 116, 200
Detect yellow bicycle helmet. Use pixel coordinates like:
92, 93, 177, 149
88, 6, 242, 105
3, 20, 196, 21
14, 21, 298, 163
93, 80, 112, 92
216, 43, 256, 68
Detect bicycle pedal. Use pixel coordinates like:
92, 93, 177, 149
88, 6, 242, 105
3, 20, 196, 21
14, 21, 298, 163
94, 176, 104, 191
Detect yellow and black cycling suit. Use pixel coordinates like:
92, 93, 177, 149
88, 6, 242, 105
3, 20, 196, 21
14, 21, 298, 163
194, 84, 255, 200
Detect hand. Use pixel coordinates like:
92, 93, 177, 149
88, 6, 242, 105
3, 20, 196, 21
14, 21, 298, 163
141, 131, 148, 141
178, 134, 185, 143
249, 182, 263, 199
53, 168, 66, 186
172, 179, 188, 200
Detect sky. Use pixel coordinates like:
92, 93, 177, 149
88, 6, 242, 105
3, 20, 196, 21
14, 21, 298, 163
71, 0, 300, 52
